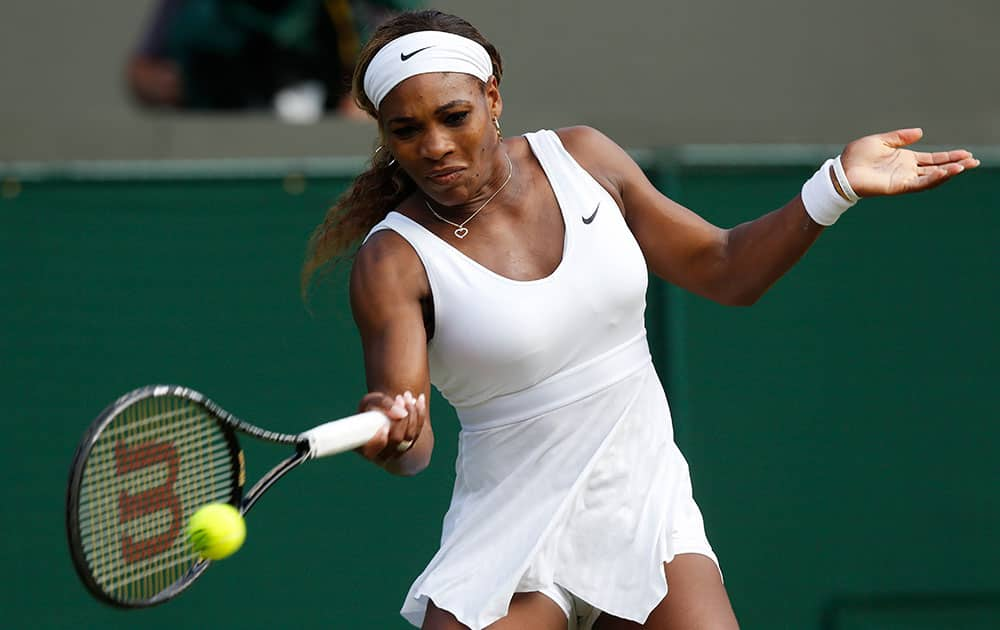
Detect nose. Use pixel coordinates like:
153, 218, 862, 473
419, 126, 454, 161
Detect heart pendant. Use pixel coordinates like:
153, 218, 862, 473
454, 227, 469, 239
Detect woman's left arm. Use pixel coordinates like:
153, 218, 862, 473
566, 126, 978, 306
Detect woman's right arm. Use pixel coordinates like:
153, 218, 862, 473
349, 229, 434, 476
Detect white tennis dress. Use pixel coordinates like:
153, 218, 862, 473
367, 130, 718, 630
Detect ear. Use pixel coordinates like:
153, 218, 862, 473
484, 75, 503, 121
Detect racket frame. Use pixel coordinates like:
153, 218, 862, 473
66, 385, 311, 608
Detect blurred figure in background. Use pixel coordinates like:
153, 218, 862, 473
127, 0, 418, 123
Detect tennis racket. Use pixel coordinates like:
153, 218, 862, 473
65, 384, 389, 609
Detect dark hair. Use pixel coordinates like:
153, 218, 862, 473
300, 10, 503, 301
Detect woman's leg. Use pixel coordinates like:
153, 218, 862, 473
423, 592, 568, 630
593, 553, 739, 630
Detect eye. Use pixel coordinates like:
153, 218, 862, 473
444, 111, 470, 126
391, 125, 418, 139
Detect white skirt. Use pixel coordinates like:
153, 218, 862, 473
402, 347, 718, 629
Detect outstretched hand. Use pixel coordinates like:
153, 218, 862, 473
841, 128, 979, 198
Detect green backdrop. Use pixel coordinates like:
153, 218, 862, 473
1, 153, 997, 628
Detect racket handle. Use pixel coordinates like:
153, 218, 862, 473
300, 411, 390, 459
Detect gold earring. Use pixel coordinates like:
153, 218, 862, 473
493, 117, 502, 141
374, 145, 396, 166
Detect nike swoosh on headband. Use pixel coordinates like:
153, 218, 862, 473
582, 203, 600, 224
400, 46, 433, 61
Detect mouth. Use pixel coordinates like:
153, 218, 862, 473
426, 167, 465, 186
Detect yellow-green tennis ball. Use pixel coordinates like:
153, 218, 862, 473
186, 503, 246, 560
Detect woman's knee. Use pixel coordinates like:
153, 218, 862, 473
643, 554, 739, 630
422, 599, 470, 630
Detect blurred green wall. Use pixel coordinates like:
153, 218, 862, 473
647, 159, 1000, 629
1, 154, 997, 628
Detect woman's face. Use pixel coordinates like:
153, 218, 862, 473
379, 72, 503, 208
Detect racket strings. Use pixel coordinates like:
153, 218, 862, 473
76, 395, 238, 604
77, 426, 232, 493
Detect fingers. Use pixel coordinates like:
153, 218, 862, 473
355, 390, 427, 465
906, 157, 981, 192
386, 391, 416, 449
406, 392, 427, 447
872, 129, 981, 171
357, 424, 389, 461
916, 158, 980, 179
914, 168, 950, 190
914, 149, 978, 166
401, 392, 427, 450
356, 391, 404, 461
912, 162, 970, 191
357, 391, 397, 415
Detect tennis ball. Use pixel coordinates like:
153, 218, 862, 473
186, 503, 246, 560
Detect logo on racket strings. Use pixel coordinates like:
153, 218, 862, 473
115, 440, 183, 563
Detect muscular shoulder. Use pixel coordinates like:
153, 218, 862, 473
553, 126, 642, 206
350, 229, 430, 319
554, 125, 616, 153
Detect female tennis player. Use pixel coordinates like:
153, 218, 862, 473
302, 10, 978, 630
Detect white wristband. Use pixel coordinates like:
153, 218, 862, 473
800, 157, 858, 226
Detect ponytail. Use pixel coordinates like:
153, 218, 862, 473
300, 149, 415, 302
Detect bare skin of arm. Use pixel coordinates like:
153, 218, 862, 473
350, 229, 435, 476
559, 125, 978, 306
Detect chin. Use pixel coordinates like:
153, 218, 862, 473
424, 182, 473, 207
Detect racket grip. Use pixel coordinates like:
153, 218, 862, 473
301, 411, 390, 459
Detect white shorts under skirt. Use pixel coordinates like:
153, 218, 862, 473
524, 493, 722, 630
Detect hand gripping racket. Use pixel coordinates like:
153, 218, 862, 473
65, 384, 389, 608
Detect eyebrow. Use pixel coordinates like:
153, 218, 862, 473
386, 100, 473, 125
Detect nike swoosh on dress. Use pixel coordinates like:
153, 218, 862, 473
582, 203, 600, 224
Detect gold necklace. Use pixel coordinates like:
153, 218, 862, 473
423, 153, 513, 239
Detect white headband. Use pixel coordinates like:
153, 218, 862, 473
363, 31, 493, 110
